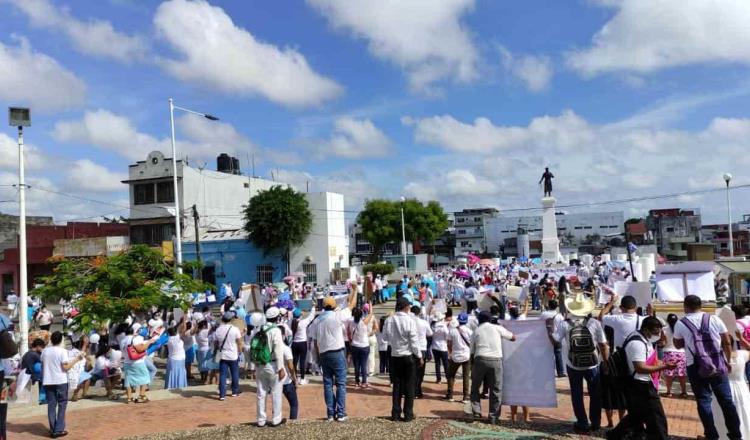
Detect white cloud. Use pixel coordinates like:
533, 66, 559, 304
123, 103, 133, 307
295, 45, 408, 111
0, 37, 85, 111
5, 0, 147, 62
154, 0, 342, 108
274, 168, 377, 210
567, 0, 750, 76
499, 47, 553, 92
307, 0, 479, 94
0, 133, 48, 170
404, 169, 497, 201
313, 117, 393, 159
67, 159, 128, 192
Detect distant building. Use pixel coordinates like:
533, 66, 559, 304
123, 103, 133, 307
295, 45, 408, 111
701, 223, 750, 257
454, 208, 499, 256
626, 221, 653, 245
646, 208, 702, 261
348, 223, 413, 264
0, 213, 53, 253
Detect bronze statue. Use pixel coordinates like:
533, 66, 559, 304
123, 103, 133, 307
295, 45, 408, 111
539, 167, 554, 197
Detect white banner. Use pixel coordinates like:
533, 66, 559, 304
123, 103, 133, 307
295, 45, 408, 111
656, 272, 715, 302
613, 281, 652, 308
530, 267, 577, 280
501, 319, 557, 408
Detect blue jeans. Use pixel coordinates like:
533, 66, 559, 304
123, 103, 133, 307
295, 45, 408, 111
219, 359, 240, 398
283, 382, 299, 419
145, 356, 157, 380
350, 345, 370, 384
531, 292, 540, 310
567, 366, 602, 430
554, 347, 566, 377
320, 349, 347, 419
687, 364, 742, 440
432, 349, 449, 382
44, 384, 68, 434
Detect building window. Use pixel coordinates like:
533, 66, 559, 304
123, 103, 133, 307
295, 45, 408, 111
256, 264, 274, 284
574, 226, 583, 230
134, 183, 155, 205
156, 181, 174, 203
302, 263, 317, 283
130, 223, 175, 246
666, 227, 675, 232
458, 229, 466, 235
584, 226, 593, 229
457, 218, 465, 223
460, 241, 470, 247
473, 217, 482, 222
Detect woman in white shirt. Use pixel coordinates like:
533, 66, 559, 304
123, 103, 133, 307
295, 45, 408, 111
348, 306, 373, 388
165, 318, 187, 389
182, 321, 197, 380
431, 314, 450, 384
365, 304, 379, 377
291, 306, 316, 385
376, 316, 390, 377
662, 313, 687, 398
194, 320, 211, 384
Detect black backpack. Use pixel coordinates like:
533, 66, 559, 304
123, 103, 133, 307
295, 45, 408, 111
567, 318, 598, 369
606, 334, 647, 379
0, 318, 17, 359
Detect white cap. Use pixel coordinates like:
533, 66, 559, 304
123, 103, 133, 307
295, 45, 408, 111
265, 307, 280, 320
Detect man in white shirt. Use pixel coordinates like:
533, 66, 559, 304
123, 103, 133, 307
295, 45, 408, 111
214, 312, 244, 400
445, 313, 473, 402
431, 312, 451, 384
383, 297, 423, 422
469, 311, 515, 424
254, 307, 287, 427
42, 331, 85, 438
314, 294, 353, 422
411, 305, 433, 399
673, 295, 741, 440
541, 299, 567, 378
599, 295, 642, 349
374, 276, 384, 305
464, 282, 479, 314
607, 317, 675, 440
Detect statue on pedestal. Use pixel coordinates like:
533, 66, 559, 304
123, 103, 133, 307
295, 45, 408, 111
539, 167, 554, 197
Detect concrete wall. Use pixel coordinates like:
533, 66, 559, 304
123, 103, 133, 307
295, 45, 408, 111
0, 213, 53, 252
53, 236, 129, 257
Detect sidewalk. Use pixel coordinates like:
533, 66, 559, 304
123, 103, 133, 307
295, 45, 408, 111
9, 375, 702, 440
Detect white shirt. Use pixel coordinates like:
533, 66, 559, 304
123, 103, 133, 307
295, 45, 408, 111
196, 329, 210, 352
662, 325, 684, 353
602, 313, 643, 348
448, 325, 473, 363
414, 317, 433, 352
431, 321, 450, 352
41, 345, 70, 385
168, 335, 186, 361
464, 287, 479, 301
540, 310, 564, 330
292, 308, 316, 343
349, 319, 370, 348
376, 332, 389, 351
624, 332, 654, 382
120, 335, 146, 365
553, 318, 607, 370
471, 323, 514, 359
92, 355, 110, 376
36, 310, 53, 326
315, 311, 346, 354
383, 312, 422, 358
673, 312, 727, 366
251, 324, 285, 371
214, 324, 242, 361
281, 345, 294, 385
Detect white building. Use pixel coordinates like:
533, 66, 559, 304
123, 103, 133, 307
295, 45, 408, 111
454, 208, 499, 256
486, 211, 624, 254
124, 151, 349, 283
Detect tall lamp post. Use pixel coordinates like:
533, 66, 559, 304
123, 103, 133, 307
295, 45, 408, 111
400, 196, 408, 273
8, 107, 30, 355
168, 98, 219, 274
723, 173, 734, 257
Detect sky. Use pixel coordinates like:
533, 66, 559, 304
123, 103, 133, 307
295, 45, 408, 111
0, 0, 749, 226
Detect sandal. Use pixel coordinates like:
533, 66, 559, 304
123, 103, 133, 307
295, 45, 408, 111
137, 395, 150, 403
108, 395, 119, 401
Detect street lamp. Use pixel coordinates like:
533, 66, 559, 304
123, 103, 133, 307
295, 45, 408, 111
724, 173, 734, 257
400, 196, 408, 273
8, 107, 30, 356
169, 98, 219, 274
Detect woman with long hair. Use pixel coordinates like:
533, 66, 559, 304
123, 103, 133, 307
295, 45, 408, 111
165, 318, 188, 389
194, 320, 211, 384
348, 306, 372, 388
662, 313, 687, 398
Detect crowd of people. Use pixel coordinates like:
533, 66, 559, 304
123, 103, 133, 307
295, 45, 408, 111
3, 257, 750, 440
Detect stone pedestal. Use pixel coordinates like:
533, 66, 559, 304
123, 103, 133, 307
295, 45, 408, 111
541, 196, 561, 262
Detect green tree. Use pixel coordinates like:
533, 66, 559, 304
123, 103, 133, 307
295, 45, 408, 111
33, 245, 210, 333
362, 263, 395, 277
243, 185, 313, 274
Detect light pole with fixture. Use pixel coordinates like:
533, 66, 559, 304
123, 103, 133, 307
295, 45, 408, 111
400, 196, 408, 273
8, 107, 30, 355
168, 98, 219, 274
723, 173, 734, 257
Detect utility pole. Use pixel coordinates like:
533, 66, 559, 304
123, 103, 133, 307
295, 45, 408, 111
192, 204, 202, 280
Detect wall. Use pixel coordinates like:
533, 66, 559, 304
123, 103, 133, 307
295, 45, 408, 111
182, 238, 285, 288
0, 213, 54, 252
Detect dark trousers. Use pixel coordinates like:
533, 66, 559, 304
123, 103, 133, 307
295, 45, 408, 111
687, 364, 742, 440
390, 355, 417, 420
415, 350, 427, 396
567, 366, 602, 430
466, 300, 478, 314
218, 359, 240, 398
379, 350, 389, 374
432, 349, 449, 382
282, 382, 299, 419
447, 359, 471, 400
350, 345, 370, 384
292, 341, 308, 380
45, 384, 68, 434
554, 347, 566, 377
40, 324, 52, 331
0, 371, 6, 440
609, 379, 668, 440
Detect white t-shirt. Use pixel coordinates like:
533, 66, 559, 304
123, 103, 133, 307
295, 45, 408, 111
292, 309, 316, 343
214, 324, 242, 361
662, 325, 684, 353
41, 345, 70, 385
673, 312, 727, 366
168, 335, 186, 361
464, 287, 479, 301
431, 321, 450, 352
624, 332, 654, 382
540, 310, 564, 330
196, 329, 210, 352
553, 318, 607, 371
602, 313, 642, 348
281, 345, 294, 386
448, 325, 473, 363
349, 319, 370, 348
376, 332, 389, 351
415, 317, 433, 352
37, 310, 53, 326
471, 323, 514, 359
315, 311, 346, 354
92, 355, 110, 376
109, 348, 123, 369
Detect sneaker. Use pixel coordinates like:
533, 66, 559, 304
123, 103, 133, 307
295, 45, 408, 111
336, 416, 347, 422
231, 393, 239, 397
299, 378, 308, 385
269, 419, 287, 428
326, 417, 335, 422
219, 397, 225, 401
443, 396, 455, 402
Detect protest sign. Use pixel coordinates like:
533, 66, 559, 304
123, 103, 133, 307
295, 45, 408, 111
656, 270, 715, 302
613, 281, 652, 308
501, 319, 557, 408
295, 299, 314, 312
172, 308, 184, 324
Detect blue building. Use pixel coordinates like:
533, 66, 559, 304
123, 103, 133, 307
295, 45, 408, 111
182, 229, 286, 289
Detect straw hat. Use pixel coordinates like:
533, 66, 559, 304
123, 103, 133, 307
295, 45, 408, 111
565, 293, 596, 317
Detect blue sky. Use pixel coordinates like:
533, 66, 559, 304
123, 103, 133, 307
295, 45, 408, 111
0, 0, 748, 225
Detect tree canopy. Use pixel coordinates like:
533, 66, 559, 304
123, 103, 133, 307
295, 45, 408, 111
356, 198, 449, 261
243, 185, 313, 273
33, 245, 211, 333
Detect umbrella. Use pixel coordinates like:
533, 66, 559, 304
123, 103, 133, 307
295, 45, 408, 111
289, 272, 306, 278
283, 276, 295, 283
479, 259, 496, 267
454, 269, 471, 279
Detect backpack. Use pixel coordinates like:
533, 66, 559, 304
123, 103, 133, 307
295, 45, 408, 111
607, 334, 647, 379
680, 314, 728, 379
250, 324, 276, 365
0, 316, 17, 359
567, 318, 598, 369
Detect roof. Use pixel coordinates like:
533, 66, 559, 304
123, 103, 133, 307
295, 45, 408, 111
716, 261, 750, 273
627, 222, 647, 234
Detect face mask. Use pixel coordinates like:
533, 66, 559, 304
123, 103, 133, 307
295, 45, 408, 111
648, 334, 660, 343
